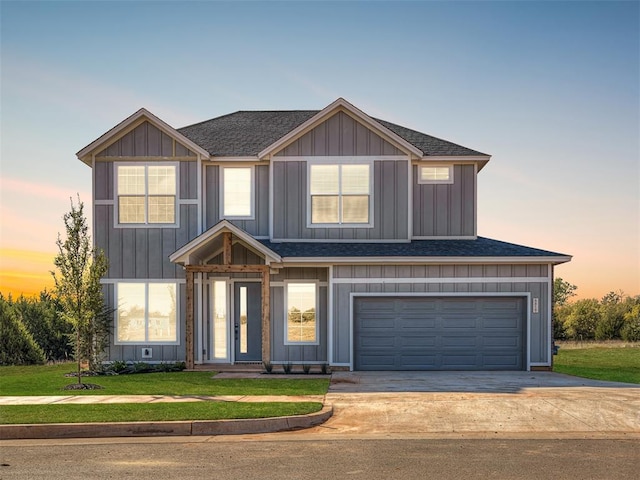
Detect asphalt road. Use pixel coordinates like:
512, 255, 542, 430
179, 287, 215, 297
2, 435, 639, 480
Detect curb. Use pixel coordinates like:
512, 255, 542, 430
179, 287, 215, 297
0, 405, 332, 440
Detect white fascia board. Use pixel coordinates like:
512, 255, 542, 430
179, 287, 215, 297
169, 219, 282, 265
204, 156, 263, 163
76, 108, 210, 166
257, 97, 424, 160
418, 155, 491, 171
280, 256, 572, 265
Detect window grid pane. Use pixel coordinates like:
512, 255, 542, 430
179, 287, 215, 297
342, 195, 369, 223
117, 283, 146, 342
148, 283, 177, 342
311, 196, 339, 223
148, 196, 175, 223
310, 165, 339, 194
118, 166, 146, 195
119, 196, 146, 223
148, 166, 176, 195
341, 165, 369, 194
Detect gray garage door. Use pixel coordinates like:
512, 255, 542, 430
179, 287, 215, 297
354, 296, 526, 371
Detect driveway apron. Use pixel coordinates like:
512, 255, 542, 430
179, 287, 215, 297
315, 372, 640, 435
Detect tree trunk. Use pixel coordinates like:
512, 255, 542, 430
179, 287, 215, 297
77, 329, 82, 385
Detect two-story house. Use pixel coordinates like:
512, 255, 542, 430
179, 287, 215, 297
77, 98, 570, 371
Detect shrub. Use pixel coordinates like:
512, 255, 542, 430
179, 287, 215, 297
564, 299, 601, 340
13, 292, 72, 361
0, 299, 45, 365
621, 305, 640, 341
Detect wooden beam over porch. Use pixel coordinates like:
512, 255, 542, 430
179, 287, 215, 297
184, 263, 271, 370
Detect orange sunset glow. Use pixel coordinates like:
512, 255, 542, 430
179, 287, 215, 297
0, 249, 56, 298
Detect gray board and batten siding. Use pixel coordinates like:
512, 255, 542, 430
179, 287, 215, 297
204, 165, 270, 237
331, 264, 551, 368
274, 111, 404, 157
93, 120, 200, 280
413, 164, 476, 237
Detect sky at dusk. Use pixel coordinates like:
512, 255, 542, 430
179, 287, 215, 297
1, 0, 638, 300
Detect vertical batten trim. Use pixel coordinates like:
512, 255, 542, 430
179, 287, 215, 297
473, 163, 478, 236
269, 160, 274, 240
407, 157, 413, 240
328, 265, 334, 365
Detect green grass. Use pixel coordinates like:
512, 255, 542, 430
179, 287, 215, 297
0, 364, 330, 396
553, 347, 640, 384
0, 402, 323, 424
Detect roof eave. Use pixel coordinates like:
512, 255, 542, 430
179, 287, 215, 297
257, 98, 424, 160
76, 108, 211, 166
279, 255, 572, 265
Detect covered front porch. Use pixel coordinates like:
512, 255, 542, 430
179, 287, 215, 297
170, 221, 282, 369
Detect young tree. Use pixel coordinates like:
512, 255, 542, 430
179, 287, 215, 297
553, 278, 577, 307
52, 198, 108, 386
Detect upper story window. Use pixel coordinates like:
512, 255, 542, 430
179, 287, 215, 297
418, 165, 453, 184
309, 163, 371, 225
116, 164, 177, 224
221, 167, 254, 219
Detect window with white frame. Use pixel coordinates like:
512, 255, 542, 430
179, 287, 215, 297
309, 163, 371, 225
418, 165, 453, 184
117, 164, 177, 224
285, 282, 318, 344
116, 282, 178, 343
221, 167, 253, 218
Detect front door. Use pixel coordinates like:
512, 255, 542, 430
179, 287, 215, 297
234, 282, 262, 362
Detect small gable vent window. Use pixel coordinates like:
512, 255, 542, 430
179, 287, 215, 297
419, 165, 453, 184
116, 164, 177, 225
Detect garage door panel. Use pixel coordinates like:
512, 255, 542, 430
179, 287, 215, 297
354, 296, 526, 371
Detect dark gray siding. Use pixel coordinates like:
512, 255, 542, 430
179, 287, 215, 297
96, 204, 197, 279
102, 283, 187, 362
96, 121, 196, 158
275, 112, 403, 157
204, 164, 269, 236
413, 164, 475, 237
272, 160, 409, 240
93, 159, 199, 279
331, 264, 551, 366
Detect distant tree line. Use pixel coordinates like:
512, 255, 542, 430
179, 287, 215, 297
553, 278, 640, 341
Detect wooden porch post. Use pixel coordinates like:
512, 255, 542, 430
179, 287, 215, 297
223, 232, 232, 265
261, 269, 271, 366
185, 268, 194, 370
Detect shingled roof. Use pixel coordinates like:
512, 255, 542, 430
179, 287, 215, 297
177, 110, 487, 157
259, 237, 569, 261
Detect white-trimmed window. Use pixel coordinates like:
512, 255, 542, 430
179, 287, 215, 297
309, 163, 371, 225
285, 282, 318, 344
221, 167, 254, 218
116, 164, 177, 224
418, 165, 453, 184
116, 282, 178, 344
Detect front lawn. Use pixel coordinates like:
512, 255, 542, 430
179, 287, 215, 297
0, 402, 323, 424
0, 364, 330, 396
553, 346, 640, 384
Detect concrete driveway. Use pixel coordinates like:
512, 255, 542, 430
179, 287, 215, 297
311, 371, 640, 436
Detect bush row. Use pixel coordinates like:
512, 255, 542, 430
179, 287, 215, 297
0, 292, 73, 365
554, 293, 640, 341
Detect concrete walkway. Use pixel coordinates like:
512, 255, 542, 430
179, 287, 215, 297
0, 394, 325, 405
